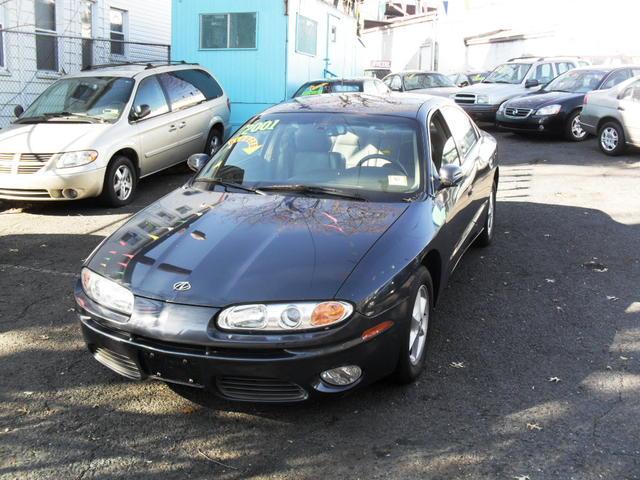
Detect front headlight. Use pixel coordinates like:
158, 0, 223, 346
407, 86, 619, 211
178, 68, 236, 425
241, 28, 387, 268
536, 104, 561, 116
55, 150, 98, 169
476, 95, 490, 104
497, 101, 508, 114
217, 301, 353, 331
81, 267, 134, 315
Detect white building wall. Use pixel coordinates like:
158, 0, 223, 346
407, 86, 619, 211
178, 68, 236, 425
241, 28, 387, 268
285, 0, 362, 98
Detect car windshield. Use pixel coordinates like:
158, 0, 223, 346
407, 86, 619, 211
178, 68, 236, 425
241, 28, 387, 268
294, 81, 362, 97
403, 73, 456, 90
18, 76, 135, 123
195, 112, 423, 200
544, 69, 607, 93
483, 63, 532, 84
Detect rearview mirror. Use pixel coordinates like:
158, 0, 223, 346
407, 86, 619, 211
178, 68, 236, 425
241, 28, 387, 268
525, 79, 540, 88
131, 104, 151, 121
14, 105, 24, 118
187, 153, 210, 172
438, 164, 464, 189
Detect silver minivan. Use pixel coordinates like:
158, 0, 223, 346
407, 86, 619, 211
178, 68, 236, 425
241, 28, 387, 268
0, 63, 230, 206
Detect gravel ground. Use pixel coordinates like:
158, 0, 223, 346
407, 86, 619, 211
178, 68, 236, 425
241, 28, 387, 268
0, 129, 639, 479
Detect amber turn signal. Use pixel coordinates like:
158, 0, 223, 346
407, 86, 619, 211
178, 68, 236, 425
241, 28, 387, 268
311, 301, 350, 326
361, 321, 394, 342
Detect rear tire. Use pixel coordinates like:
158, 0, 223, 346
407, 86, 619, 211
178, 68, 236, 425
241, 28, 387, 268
394, 267, 433, 384
100, 156, 137, 207
599, 121, 626, 156
475, 182, 496, 247
565, 110, 588, 142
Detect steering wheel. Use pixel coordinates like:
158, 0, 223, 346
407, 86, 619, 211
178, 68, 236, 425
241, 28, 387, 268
355, 153, 409, 178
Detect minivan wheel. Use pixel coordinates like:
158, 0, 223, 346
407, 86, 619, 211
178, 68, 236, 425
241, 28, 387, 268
206, 128, 223, 156
394, 266, 433, 384
100, 156, 136, 207
565, 110, 588, 142
599, 121, 626, 156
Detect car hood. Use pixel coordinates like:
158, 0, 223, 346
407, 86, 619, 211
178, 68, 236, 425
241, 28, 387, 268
408, 86, 459, 97
86, 187, 408, 307
458, 82, 524, 101
506, 91, 584, 108
0, 122, 112, 153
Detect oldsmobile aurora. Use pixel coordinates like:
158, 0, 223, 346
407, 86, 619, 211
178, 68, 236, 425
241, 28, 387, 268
75, 94, 499, 403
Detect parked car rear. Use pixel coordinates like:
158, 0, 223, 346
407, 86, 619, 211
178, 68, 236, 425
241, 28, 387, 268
292, 78, 390, 98
0, 62, 230, 206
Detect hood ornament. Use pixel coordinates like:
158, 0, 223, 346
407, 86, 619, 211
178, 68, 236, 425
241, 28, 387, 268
173, 281, 191, 291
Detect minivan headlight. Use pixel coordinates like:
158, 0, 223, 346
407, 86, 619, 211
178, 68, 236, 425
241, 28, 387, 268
81, 267, 134, 315
217, 301, 353, 331
536, 104, 561, 116
55, 150, 98, 168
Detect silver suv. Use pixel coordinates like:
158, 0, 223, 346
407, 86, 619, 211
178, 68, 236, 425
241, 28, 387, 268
0, 62, 230, 206
452, 57, 581, 122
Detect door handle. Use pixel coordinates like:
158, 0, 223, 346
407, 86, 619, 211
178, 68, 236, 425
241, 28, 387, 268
618, 106, 625, 111
168, 124, 177, 132
178, 121, 186, 129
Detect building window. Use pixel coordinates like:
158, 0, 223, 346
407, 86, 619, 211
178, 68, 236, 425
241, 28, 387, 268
35, 0, 58, 71
200, 13, 257, 49
110, 8, 126, 56
296, 14, 317, 56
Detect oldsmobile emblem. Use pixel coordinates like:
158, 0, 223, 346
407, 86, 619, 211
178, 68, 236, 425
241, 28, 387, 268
173, 281, 191, 291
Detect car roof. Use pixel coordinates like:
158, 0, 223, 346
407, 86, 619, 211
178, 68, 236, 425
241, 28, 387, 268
64, 62, 203, 79
263, 92, 448, 119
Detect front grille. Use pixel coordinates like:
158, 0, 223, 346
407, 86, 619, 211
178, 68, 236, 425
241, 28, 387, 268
93, 347, 142, 379
0, 188, 51, 198
0, 153, 53, 175
454, 94, 477, 104
216, 376, 308, 402
505, 107, 533, 118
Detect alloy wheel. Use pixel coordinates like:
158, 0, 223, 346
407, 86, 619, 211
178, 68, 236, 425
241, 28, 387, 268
571, 115, 586, 140
209, 135, 222, 155
409, 285, 429, 365
486, 191, 495, 237
601, 127, 618, 152
113, 165, 133, 201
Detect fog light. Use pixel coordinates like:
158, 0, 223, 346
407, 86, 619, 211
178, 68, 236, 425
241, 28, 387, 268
320, 365, 362, 386
62, 188, 78, 199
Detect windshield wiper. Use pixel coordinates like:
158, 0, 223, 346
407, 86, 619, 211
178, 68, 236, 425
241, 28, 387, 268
193, 177, 265, 195
258, 184, 368, 202
44, 112, 105, 123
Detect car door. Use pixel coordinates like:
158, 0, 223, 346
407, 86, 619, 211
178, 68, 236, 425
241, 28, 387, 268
440, 105, 483, 264
157, 69, 220, 164
618, 79, 640, 144
130, 74, 174, 176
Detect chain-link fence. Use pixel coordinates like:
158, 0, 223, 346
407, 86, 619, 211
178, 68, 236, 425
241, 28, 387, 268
0, 30, 170, 127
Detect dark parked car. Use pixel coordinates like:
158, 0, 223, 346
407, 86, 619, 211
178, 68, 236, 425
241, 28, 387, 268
75, 94, 498, 403
496, 66, 640, 141
292, 78, 390, 98
383, 71, 460, 98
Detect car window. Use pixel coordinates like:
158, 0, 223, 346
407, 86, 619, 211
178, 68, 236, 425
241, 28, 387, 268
402, 72, 456, 90
375, 79, 390, 94
484, 63, 532, 84
545, 69, 606, 93
429, 110, 460, 171
157, 71, 208, 111
531, 63, 554, 84
441, 106, 478, 158
177, 69, 223, 99
621, 79, 640, 102
132, 75, 169, 120
555, 62, 573, 75
601, 69, 631, 89
389, 75, 402, 91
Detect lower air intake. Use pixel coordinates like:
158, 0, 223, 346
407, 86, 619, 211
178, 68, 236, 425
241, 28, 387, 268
216, 376, 308, 402
93, 347, 141, 380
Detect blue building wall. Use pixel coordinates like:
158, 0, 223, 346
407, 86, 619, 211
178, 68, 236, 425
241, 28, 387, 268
171, 0, 288, 131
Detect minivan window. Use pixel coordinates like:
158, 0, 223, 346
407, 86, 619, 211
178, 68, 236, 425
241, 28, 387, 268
17, 76, 134, 123
132, 76, 169, 120
158, 71, 208, 111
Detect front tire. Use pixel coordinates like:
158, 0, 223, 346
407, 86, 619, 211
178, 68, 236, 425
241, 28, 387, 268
475, 182, 496, 247
394, 267, 433, 384
100, 156, 137, 207
599, 121, 626, 156
565, 110, 588, 142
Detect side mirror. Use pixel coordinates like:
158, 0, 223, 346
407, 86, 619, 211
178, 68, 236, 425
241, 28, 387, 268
438, 164, 464, 189
459, 81, 469, 87
14, 105, 24, 118
187, 153, 210, 172
525, 79, 540, 89
131, 104, 151, 121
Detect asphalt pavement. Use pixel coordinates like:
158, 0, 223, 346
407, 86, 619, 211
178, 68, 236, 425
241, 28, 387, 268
0, 129, 639, 479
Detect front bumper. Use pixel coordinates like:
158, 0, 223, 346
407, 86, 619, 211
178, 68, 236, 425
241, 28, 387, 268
456, 104, 499, 122
0, 166, 105, 201
75, 287, 406, 403
496, 112, 565, 134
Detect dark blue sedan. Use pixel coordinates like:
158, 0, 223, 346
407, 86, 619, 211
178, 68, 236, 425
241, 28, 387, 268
75, 93, 499, 403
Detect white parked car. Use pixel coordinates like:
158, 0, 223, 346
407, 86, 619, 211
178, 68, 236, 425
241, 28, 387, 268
0, 63, 230, 206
